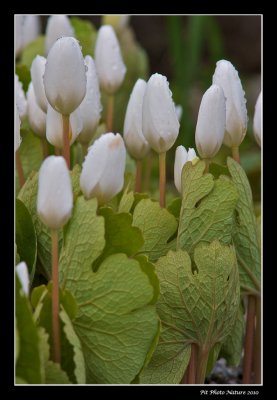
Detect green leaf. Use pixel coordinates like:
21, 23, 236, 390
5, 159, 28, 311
45, 361, 71, 384
16, 129, 43, 193
118, 187, 134, 213
177, 160, 238, 255
92, 206, 144, 271
16, 199, 37, 283
167, 197, 182, 219
206, 343, 222, 377
227, 157, 261, 296
18, 172, 63, 279
219, 303, 245, 367
21, 36, 45, 69
16, 64, 31, 92
71, 17, 97, 57
16, 377, 28, 384
133, 199, 178, 261
209, 162, 230, 179
70, 164, 82, 202
141, 241, 240, 384
16, 276, 42, 383
15, 321, 20, 362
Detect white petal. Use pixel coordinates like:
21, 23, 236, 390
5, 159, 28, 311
195, 84, 226, 159
78, 56, 102, 144
174, 146, 188, 193
175, 105, 183, 122
187, 148, 197, 161
95, 25, 126, 94
253, 91, 262, 147
213, 59, 248, 147
142, 73, 180, 153
123, 79, 150, 160
45, 15, 74, 55
22, 15, 40, 47
27, 82, 46, 137
15, 15, 24, 56
16, 262, 30, 296
44, 37, 87, 115
80, 133, 126, 204
37, 156, 73, 229
15, 74, 27, 119
30, 55, 48, 113
15, 107, 21, 152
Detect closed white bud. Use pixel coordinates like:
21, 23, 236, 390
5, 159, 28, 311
142, 73, 180, 153
30, 55, 48, 113
37, 156, 73, 230
15, 107, 21, 152
213, 59, 248, 148
195, 84, 226, 159
22, 15, 40, 47
16, 262, 29, 296
27, 82, 46, 138
253, 92, 262, 147
44, 37, 87, 115
175, 104, 183, 122
123, 79, 150, 160
45, 15, 74, 55
95, 25, 126, 94
80, 133, 126, 204
174, 146, 197, 193
15, 74, 27, 119
78, 56, 102, 145
46, 104, 83, 148
15, 15, 24, 56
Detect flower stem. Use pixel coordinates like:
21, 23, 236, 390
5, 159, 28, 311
254, 296, 261, 383
135, 159, 142, 193
232, 146, 240, 163
62, 114, 70, 168
159, 152, 166, 208
196, 347, 209, 384
107, 94, 114, 132
42, 138, 49, 159
242, 295, 256, 383
204, 158, 211, 173
144, 151, 153, 192
55, 147, 60, 156
16, 150, 25, 188
51, 229, 61, 364
182, 343, 197, 384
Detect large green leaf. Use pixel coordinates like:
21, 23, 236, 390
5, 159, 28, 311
45, 361, 71, 384
177, 160, 238, 255
21, 36, 45, 69
92, 206, 144, 271
118, 187, 135, 213
132, 199, 178, 261
18, 172, 63, 279
16, 198, 37, 283
219, 303, 245, 366
141, 241, 240, 384
16, 276, 42, 383
227, 157, 261, 296
59, 197, 159, 383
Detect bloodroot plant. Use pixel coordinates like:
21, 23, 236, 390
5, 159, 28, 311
15, 15, 261, 385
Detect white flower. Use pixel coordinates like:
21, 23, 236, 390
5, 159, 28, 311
30, 55, 48, 113
253, 91, 262, 147
37, 156, 73, 230
27, 82, 46, 138
45, 15, 74, 55
213, 59, 248, 148
15, 107, 21, 152
15, 15, 24, 56
175, 104, 183, 122
78, 56, 102, 145
174, 146, 197, 193
80, 133, 126, 204
94, 25, 126, 94
123, 79, 150, 160
195, 84, 226, 159
44, 37, 87, 115
142, 73, 180, 153
16, 262, 29, 296
46, 104, 83, 148
15, 74, 27, 119
22, 15, 40, 47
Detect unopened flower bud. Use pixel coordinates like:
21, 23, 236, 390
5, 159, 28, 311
213, 59, 248, 148
22, 15, 40, 47
44, 37, 87, 115
45, 15, 74, 55
80, 133, 126, 204
253, 92, 262, 147
16, 262, 29, 296
30, 55, 48, 113
123, 79, 150, 160
15, 74, 27, 119
27, 82, 46, 138
195, 84, 226, 159
142, 73, 180, 154
174, 146, 197, 193
15, 107, 21, 152
94, 25, 126, 94
37, 156, 73, 230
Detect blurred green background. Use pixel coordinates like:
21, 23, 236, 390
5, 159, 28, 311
17, 15, 261, 207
